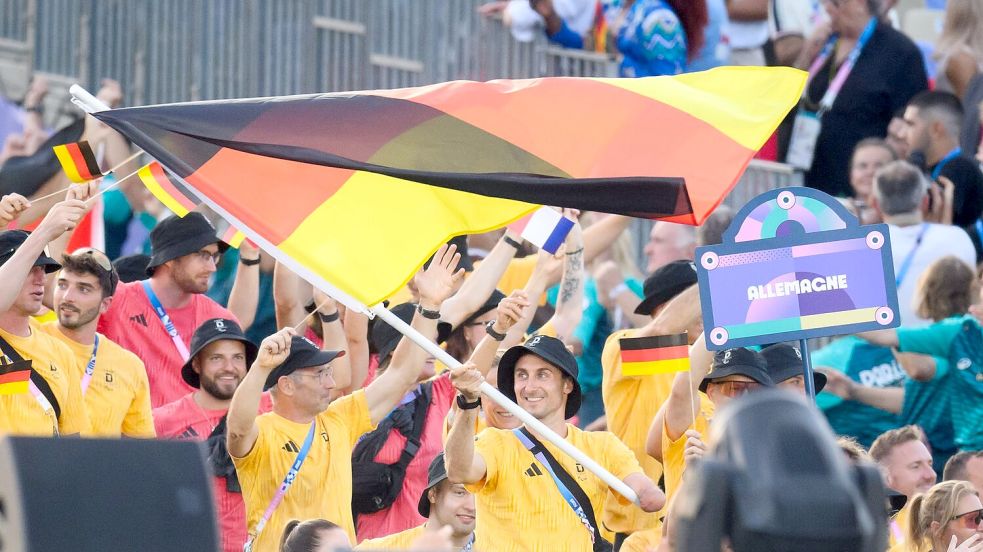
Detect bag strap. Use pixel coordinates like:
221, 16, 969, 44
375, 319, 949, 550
0, 334, 61, 420
515, 427, 606, 551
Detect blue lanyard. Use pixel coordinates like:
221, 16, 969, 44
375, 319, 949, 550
513, 428, 596, 544
79, 334, 100, 396
141, 280, 190, 361
895, 224, 930, 287
975, 220, 983, 246
807, 18, 878, 113
931, 147, 961, 180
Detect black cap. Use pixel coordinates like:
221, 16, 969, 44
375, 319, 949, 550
497, 335, 581, 419
436, 289, 505, 344
634, 260, 698, 316
369, 303, 416, 365
113, 254, 153, 284
0, 230, 61, 274
181, 318, 259, 388
417, 452, 449, 518
146, 212, 228, 276
761, 343, 827, 393
263, 335, 345, 391
699, 348, 773, 393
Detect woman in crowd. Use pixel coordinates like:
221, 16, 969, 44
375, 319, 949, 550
280, 519, 352, 552
612, 0, 707, 77
934, 0, 983, 100
907, 481, 983, 551
849, 137, 897, 224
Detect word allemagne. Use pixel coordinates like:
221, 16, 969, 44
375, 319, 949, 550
748, 275, 848, 301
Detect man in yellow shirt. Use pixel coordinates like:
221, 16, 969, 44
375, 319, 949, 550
869, 425, 937, 550
446, 334, 665, 552
356, 452, 476, 550
40, 248, 154, 438
227, 243, 464, 551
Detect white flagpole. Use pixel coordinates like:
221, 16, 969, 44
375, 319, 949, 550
69, 85, 640, 506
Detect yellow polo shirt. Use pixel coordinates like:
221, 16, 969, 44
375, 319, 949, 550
466, 424, 642, 552
355, 523, 426, 550
661, 395, 714, 503
39, 323, 154, 438
0, 321, 89, 436
621, 527, 661, 551
232, 390, 374, 551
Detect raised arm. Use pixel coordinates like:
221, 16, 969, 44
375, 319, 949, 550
582, 214, 631, 266
856, 329, 900, 348
227, 328, 296, 458
440, 230, 520, 328
468, 290, 530, 377
343, 308, 370, 393
363, 244, 464, 425
272, 261, 312, 330
819, 368, 904, 414
445, 361, 488, 484
662, 331, 711, 442
311, 289, 351, 400
548, 213, 584, 341
227, 241, 261, 330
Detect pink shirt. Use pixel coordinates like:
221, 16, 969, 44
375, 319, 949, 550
98, 280, 236, 408
356, 374, 456, 541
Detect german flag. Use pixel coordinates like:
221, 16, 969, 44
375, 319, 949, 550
620, 333, 690, 376
137, 161, 197, 216
215, 219, 246, 249
0, 358, 32, 395
92, 67, 805, 309
52, 141, 103, 183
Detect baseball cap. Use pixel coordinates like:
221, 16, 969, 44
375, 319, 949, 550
369, 303, 417, 365
699, 348, 773, 393
146, 212, 228, 276
761, 343, 827, 393
0, 230, 61, 274
263, 335, 345, 391
497, 335, 581, 419
436, 289, 505, 344
634, 260, 698, 316
113, 254, 152, 284
181, 318, 259, 388
417, 452, 450, 518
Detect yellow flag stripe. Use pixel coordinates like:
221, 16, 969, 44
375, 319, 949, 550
622, 358, 691, 377
138, 164, 191, 217
0, 381, 29, 395
53, 146, 85, 183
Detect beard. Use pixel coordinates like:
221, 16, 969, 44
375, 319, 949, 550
171, 266, 209, 294
58, 304, 101, 329
199, 373, 240, 401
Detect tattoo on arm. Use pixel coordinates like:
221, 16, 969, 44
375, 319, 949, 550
559, 249, 583, 304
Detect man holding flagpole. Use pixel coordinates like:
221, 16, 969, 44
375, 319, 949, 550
227, 243, 465, 551
445, 333, 665, 552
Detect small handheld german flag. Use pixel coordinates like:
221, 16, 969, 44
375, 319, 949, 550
53, 141, 104, 183
619, 333, 690, 376
0, 356, 32, 395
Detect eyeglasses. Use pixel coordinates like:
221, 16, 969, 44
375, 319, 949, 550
192, 250, 222, 264
951, 509, 983, 529
290, 367, 334, 385
709, 380, 762, 397
71, 247, 112, 272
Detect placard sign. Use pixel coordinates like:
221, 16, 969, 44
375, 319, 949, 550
696, 187, 900, 350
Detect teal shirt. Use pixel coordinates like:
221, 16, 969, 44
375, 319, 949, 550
899, 315, 983, 451
813, 337, 902, 448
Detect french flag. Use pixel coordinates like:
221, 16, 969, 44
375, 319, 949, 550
510, 207, 575, 254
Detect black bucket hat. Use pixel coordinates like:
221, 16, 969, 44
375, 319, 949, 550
0, 230, 61, 274
263, 335, 345, 391
181, 318, 259, 388
436, 289, 505, 344
417, 452, 450, 518
699, 347, 773, 393
634, 260, 698, 316
369, 302, 417, 365
497, 335, 581, 419
761, 343, 827, 393
146, 212, 228, 276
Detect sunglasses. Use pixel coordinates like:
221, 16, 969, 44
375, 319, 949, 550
71, 247, 113, 272
709, 380, 762, 397
951, 509, 983, 529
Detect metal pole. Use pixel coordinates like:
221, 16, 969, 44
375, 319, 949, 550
799, 338, 816, 401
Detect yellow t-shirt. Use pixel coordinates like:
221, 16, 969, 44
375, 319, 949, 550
466, 425, 643, 552
621, 527, 661, 551
600, 329, 676, 535
0, 321, 90, 436
354, 523, 426, 550
38, 324, 155, 438
888, 502, 911, 551
661, 395, 714, 503
232, 390, 375, 551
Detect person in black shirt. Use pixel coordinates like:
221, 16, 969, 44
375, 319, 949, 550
793, 0, 927, 197
902, 91, 983, 230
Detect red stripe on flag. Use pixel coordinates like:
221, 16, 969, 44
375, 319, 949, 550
149, 163, 197, 213
66, 143, 101, 181
0, 370, 31, 385
620, 345, 689, 363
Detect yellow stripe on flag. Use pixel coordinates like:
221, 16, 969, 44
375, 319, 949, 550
622, 358, 690, 377
138, 164, 190, 217
53, 146, 85, 183
0, 381, 29, 395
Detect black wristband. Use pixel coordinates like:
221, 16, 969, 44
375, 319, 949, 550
456, 394, 481, 410
317, 310, 340, 324
485, 320, 507, 342
239, 256, 261, 266
503, 235, 522, 250
564, 247, 584, 256
417, 304, 441, 319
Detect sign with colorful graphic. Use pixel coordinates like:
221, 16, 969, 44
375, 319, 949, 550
696, 187, 900, 350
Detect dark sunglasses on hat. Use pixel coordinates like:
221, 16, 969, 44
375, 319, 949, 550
71, 247, 113, 272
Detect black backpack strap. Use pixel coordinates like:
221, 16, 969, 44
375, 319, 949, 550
0, 334, 61, 420
518, 427, 609, 552
393, 380, 433, 472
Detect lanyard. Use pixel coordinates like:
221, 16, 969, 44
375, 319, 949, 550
895, 224, 929, 287
80, 334, 100, 396
975, 219, 983, 246
463, 533, 475, 551
805, 18, 878, 115
28, 380, 58, 436
141, 280, 191, 361
931, 147, 962, 180
245, 421, 317, 550
513, 428, 597, 544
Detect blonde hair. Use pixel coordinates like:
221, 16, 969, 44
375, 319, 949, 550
837, 436, 872, 463
915, 256, 978, 322
908, 481, 979, 549
870, 425, 925, 464
935, 0, 983, 64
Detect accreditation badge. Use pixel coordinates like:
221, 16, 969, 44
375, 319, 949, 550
787, 109, 822, 170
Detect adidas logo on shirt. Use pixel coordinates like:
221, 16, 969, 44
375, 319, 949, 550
282, 440, 300, 453
129, 313, 148, 327
178, 427, 199, 440
524, 463, 543, 477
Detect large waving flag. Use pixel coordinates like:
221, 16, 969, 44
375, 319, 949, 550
90, 67, 805, 309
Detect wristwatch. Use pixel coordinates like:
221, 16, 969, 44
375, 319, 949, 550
485, 320, 507, 342
456, 394, 481, 410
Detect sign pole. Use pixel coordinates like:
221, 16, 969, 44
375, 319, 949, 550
799, 338, 816, 400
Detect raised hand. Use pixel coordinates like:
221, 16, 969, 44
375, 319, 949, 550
414, 243, 465, 311
0, 194, 30, 227
256, 328, 297, 371
35, 198, 88, 241
816, 368, 853, 399
683, 429, 706, 468
493, 290, 530, 335
450, 362, 484, 402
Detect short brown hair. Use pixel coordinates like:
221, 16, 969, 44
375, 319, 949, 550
837, 436, 871, 463
915, 256, 977, 322
60, 250, 119, 297
870, 425, 925, 464
943, 450, 983, 482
